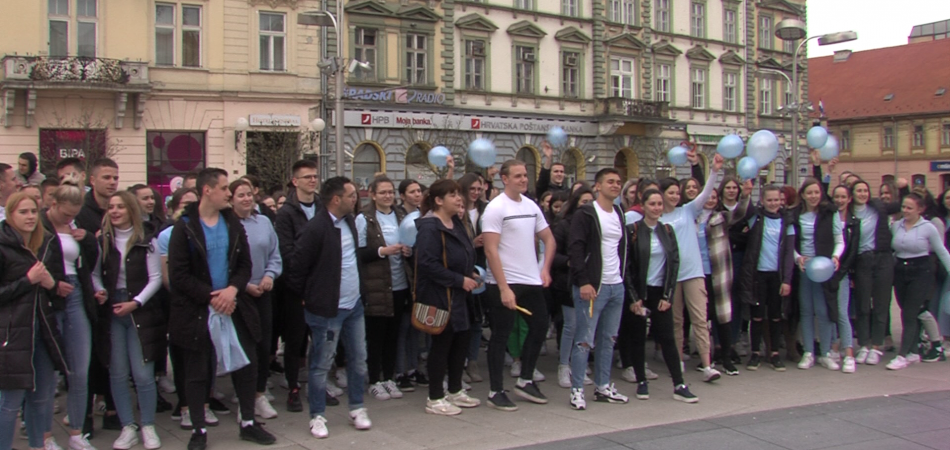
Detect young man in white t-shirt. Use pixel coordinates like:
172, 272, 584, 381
566, 168, 629, 410
482, 159, 556, 411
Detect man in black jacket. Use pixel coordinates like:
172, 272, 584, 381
168, 168, 275, 450
285, 177, 370, 439
566, 168, 629, 410
274, 159, 321, 411
536, 142, 570, 198
74, 158, 118, 235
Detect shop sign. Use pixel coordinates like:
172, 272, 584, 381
38, 129, 107, 172
249, 114, 302, 127
931, 161, 950, 172
344, 111, 599, 136
343, 86, 447, 105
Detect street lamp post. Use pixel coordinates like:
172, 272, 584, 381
299, 6, 345, 177
775, 19, 856, 187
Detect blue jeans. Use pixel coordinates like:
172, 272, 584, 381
305, 301, 367, 417
559, 305, 576, 366
0, 325, 56, 449
466, 322, 482, 363
837, 276, 854, 350
571, 283, 624, 389
799, 276, 834, 356
55, 275, 92, 431
110, 290, 157, 427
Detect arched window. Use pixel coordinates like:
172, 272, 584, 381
516, 146, 539, 192
352, 143, 382, 192
562, 148, 585, 186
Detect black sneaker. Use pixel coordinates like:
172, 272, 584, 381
287, 389, 303, 412
156, 393, 172, 413
746, 353, 761, 371
171, 404, 183, 421
594, 384, 629, 404
396, 375, 416, 392
325, 391, 339, 407
729, 348, 742, 365
410, 371, 430, 387
102, 413, 121, 430
722, 359, 740, 376
187, 430, 207, 450
240, 421, 277, 445
770, 354, 786, 372
923, 345, 946, 363
487, 391, 519, 411
513, 381, 548, 404
636, 382, 649, 400
673, 384, 698, 403
209, 398, 230, 414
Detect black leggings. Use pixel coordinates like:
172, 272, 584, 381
256, 292, 273, 393
620, 286, 684, 387
366, 289, 410, 384
751, 271, 783, 354
282, 290, 309, 390
427, 322, 471, 400
894, 257, 934, 356
706, 275, 733, 356
485, 284, 548, 392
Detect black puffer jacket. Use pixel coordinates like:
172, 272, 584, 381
625, 220, 679, 303
275, 190, 321, 279
358, 203, 410, 317
0, 223, 69, 389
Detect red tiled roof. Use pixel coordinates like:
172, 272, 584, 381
808, 39, 950, 121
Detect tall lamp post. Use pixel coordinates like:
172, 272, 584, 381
775, 18, 856, 187
299, 4, 345, 177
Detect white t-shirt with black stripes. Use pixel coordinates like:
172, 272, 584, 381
481, 193, 549, 286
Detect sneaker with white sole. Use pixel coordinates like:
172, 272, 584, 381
532, 369, 545, 382
644, 366, 659, 380
594, 384, 629, 404
68, 434, 96, 450
702, 366, 721, 383
557, 364, 571, 388
326, 380, 344, 398
906, 353, 921, 364
673, 384, 698, 403
621, 367, 638, 383
446, 391, 480, 408
798, 352, 815, 370
829, 350, 842, 364
819, 354, 840, 371
113, 425, 140, 450
866, 349, 883, 365
382, 380, 403, 399
335, 369, 348, 388
263, 387, 275, 402
425, 398, 461, 416
369, 382, 391, 401
349, 408, 372, 430
180, 409, 193, 430
204, 407, 219, 426
886, 355, 909, 370
842, 356, 856, 373
570, 388, 586, 410
44, 436, 63, 450
309, 416, 329, 439
158, 376, 176, 394
635, 382, 649, 400
855, 347, 869, 364
583, 374, 593, 385
509, 361, 522, 378
255, 395, 278, 419
141, 425, 161, 450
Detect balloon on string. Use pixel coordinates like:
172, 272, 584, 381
468, 138, 497, 168
667, 145, 689, 166
473, 266, 487, 294
399, 211, 421, 247
547, 126, 568, 147
427, 146, 451, 168
716, 134, 745, 159
747, 130, 779, 168
806, 126, 829, 149
818, 135, 839, 161
805, 256, 836, 283
737, 156, 759, 180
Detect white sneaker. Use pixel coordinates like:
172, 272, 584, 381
349, 407, 372, 430
264, 387, 275, 402
819, 354, 841, 371
702, 366, 721, 383
180, 409, 192, 430
230, 393, 239, 404
255, 395, 278, 419
586, 366, 592, 376
557, 364, 571, 388
798, 352, 815, 370
906, 353, 921, 364
842, 356, 856, 373
335, 369, 348, 388
426, 398, 461, 415
583, 374, 593, 386
866, 349, 883, 365
326, 380, 344, 398
445, 390, 481, 408
829, 350, 842, 364
382, 380, 403, 399
113, 425, 140, 450
540, 342, 548, 356
570, 388, 586, 410
204, 406, 219, 426
886, 355, 908, 370
94, 400, 106, 416
68, 434, 96, 450
510, 361, 522, 378
309, 416, 329, 439
44, 436, 63, 450
369, 382, 391, 401
158, 376, 175, 394
141, 425, 161, 450
855, 347, 869, 364
621, 367, 638, 383
504, 353, 514, 366
532, 369, 545, 382
644, 365, 659, 380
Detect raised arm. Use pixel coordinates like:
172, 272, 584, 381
685, 154, 723, 215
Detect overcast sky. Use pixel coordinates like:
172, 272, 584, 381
806, 0, 950, 57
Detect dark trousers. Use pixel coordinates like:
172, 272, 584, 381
485, 284, 549, 392
621, 286, 684, 387
283, 294, 309, 390
366, 289, 410, 384
854, 251, 894, 347
84, 357, 115, 431
894, 257, 934, 356
751, 271, 784, 354
256, 292, 273, 393
706, 275, 733, 356
427, 322, 470, 400
178, 312, 257, 430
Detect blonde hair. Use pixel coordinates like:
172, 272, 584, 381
101, 191, 145, 262
5, 193, 45, 255
51, 180, 84, 206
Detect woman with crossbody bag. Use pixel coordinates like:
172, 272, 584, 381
413, 180, 481, 416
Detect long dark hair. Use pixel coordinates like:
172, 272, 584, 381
936, 187, 950, 220
420, 179, 460, 216
678, 177, 701, 206
458, 172, 484, 213
561, 187, 594, 221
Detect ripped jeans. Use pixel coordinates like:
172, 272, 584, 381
571, 283, 624, 389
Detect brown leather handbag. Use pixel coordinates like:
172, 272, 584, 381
411, 232, 451, 335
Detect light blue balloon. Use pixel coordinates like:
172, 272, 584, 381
468, 138, 497, 168
547, 126, 568, 147
807, 126, 829, 149
667, 146, 689, 166
806, 256, 836, 283
747, 130, 779, 168
473, 266, 487, 294
399, 211, 421, 247
818, 135, 839, 161
737, 156, 759, 180
717, 134, 745, 159
428, 146, 450, 168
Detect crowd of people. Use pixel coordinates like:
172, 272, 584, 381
0, 142, 949, 450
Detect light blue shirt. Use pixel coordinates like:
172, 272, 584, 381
757, 217, 793, 272
799, 212, 817, 257
356, 210, 408, 291
240, 214, 282, 285
854, 204, 878, 253
201, 214, 229, 291
158, 226, 172, 256
331, 212, 361, 310
300, 201, 316, 221
660, 170, 718, 281
697, 214, 711, 275
646, 225, 666, 287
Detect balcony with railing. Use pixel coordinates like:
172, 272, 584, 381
598, 97, 671, 122
2, 55, 150, 91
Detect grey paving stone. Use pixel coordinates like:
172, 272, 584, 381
706, 405, 823, 428
509, 436, 629, 450
733, 415, 889, 450
806, 395, 917, 414
821, 437, 932, 450
628, 428, 784, 450
831, 404, 950, 436
600, 426, 691, 446
897, 427, 950, 450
